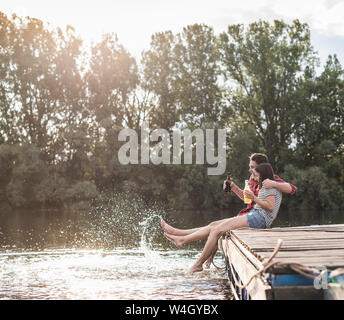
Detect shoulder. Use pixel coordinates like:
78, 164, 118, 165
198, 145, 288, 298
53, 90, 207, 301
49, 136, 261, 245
274, 174, 285, 183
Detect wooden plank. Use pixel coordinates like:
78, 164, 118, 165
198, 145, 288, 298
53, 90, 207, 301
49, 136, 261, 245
226, 225, 344, 276
233, 227, 344, 232
228, 279, 240, 300
220, 237, 272, 300
221, 224, 344, 297
273, 286, 324, 300
232, 226, 344, 236
248, 237, 344, 243
233, 237, 344, 243
233, 224, 344, 232
245, 239, 344, 246
250, 245, 344, 252
228, 233, 265, 270
266, 258, 344, 265
257, 250, 344, 257
231, 225, 344, 251
233, 233, 344, 240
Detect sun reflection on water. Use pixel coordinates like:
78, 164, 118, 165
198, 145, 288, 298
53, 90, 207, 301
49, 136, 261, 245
0, 192, 231, 300
0, 247, 230, 300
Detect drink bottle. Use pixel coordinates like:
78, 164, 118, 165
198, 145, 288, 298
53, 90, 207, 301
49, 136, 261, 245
225, 173, 231, 195
244, 179, 252, 204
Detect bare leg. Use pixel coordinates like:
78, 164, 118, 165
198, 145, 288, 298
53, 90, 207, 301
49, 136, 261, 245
162, 218, 231, 267
164, 222, 215, 247
189, 215, 248, 273
161, 219, 201, 236
204, 243, 218, 269
164, 217, 238, 247
161, 218, 229, 236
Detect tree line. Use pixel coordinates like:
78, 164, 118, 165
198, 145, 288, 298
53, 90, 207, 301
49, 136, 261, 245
0, 12, 343, 215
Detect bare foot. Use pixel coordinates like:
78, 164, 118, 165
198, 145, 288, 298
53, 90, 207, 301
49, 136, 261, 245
164, 232, 184, 247
188, 264, 203, 274
160, 219, 178, 235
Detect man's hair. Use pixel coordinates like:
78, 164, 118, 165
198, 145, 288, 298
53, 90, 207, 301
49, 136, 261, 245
254, 163, 275, 188
250, 153, 269, 165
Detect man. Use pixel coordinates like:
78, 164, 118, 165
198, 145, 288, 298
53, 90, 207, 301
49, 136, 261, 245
227, 153, 296, 217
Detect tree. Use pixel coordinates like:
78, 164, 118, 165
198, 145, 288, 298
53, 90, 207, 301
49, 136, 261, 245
84, 33, 139, 189
0, 12, 18, 144
295, 55, 344, 164
141, 31, 180, 129
174, 24, 223, 128
4, 144, 48, 207
1, 14, 85, 165
218, 20, 318, 170
86, 33, 138, 130
142, 24, 224, 129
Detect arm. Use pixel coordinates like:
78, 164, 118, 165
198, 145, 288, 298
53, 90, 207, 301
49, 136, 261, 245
244, 190, 275, 211
223, 180, 244, 200
262, 174, 297, 195
255, 194, 275, 212
262, 180, 292, 194
231, 182, 244, 200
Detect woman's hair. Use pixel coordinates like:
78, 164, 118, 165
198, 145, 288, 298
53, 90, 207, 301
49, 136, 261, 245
254, 163, 275, 188
250, 153, 269, 165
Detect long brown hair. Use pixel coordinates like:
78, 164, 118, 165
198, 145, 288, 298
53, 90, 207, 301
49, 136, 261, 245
254, 163, 275, 188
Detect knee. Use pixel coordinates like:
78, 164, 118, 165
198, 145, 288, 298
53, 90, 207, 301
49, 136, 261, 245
209, 221, 218, 228
209, 225, 222, 237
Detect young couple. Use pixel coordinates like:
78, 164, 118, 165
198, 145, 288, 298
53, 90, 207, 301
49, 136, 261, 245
161, 153, 296, 273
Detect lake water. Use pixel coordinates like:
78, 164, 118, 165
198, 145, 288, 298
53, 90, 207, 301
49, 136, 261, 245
0, 194, 342, 300
0, 248, 230, 300
0, 197, 232, 300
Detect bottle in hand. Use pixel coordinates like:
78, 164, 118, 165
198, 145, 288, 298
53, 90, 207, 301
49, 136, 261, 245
225, 173, 231, 195
244, 179, 252, 204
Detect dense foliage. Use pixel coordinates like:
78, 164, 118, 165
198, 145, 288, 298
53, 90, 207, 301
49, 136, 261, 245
0, 13, 343, 215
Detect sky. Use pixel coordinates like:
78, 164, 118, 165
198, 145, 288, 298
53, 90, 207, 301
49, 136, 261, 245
1, 0, 344, 67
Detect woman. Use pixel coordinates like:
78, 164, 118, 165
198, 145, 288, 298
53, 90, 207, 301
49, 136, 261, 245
162, 163, 282, 273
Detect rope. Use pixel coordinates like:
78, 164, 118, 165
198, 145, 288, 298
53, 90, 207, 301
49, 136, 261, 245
224, 238, 274, 291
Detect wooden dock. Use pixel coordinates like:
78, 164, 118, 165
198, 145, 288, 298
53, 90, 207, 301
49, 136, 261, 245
219, 224, 344, 300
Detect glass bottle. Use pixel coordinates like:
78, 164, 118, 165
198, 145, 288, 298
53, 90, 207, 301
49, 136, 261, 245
244, 179, 252, 204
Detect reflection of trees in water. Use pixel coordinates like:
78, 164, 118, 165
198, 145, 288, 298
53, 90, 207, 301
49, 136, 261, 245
0, 198, 343, 250
0, 192, 168, 250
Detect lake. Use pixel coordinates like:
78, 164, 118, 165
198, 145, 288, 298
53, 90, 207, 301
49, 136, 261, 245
0, 195, 343, 300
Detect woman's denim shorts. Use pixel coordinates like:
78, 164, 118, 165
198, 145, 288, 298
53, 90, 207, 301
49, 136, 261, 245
246, 209, 266, 229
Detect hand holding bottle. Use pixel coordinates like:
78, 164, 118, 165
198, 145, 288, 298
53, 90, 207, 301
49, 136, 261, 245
224, 173, 231, 195
243, 180, 253, 204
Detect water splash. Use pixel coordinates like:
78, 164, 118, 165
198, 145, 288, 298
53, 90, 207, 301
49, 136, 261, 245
0, 190, 170, 251
139, 213, 165, 264
82, 191, 168, 250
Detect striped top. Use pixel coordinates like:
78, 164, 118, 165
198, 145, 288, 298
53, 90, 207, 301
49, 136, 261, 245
254, 187, 282, 228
